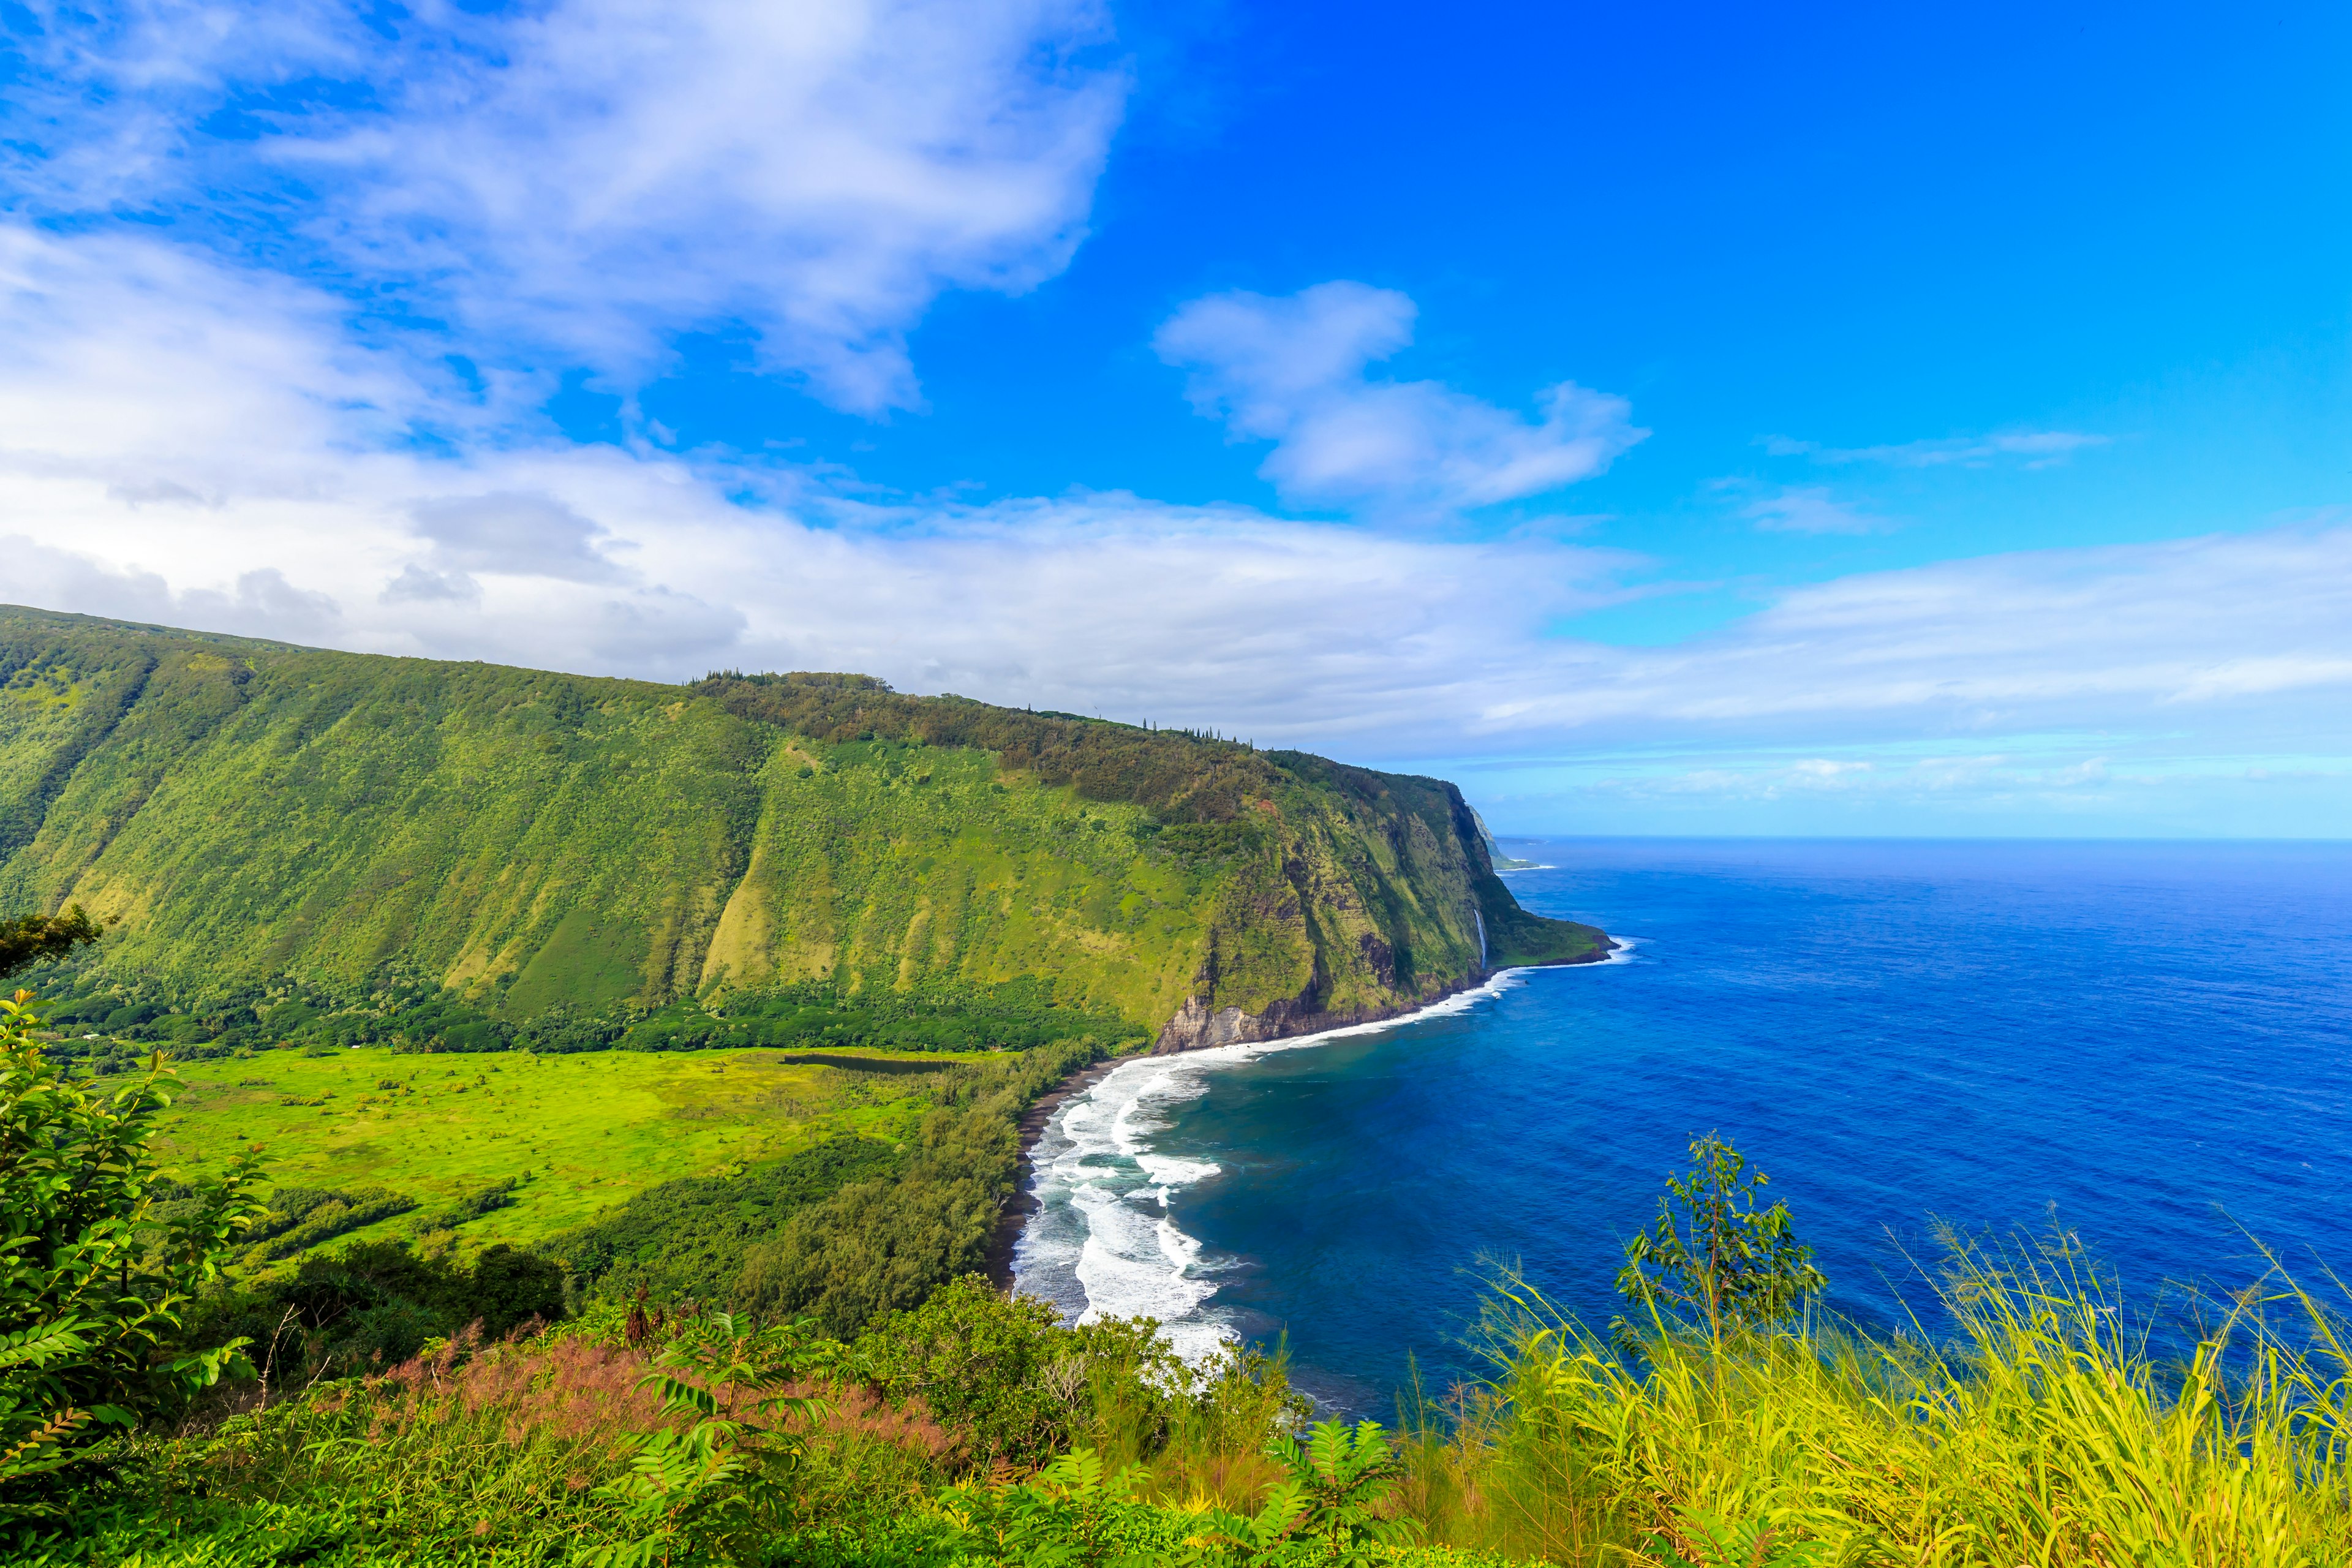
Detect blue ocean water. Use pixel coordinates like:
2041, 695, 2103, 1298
1013, 839, 2352, 1412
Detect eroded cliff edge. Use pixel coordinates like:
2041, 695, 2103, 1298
1146, 766, 1615, 1053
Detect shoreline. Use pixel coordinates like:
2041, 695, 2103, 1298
984, 1054, 1123, 1288
986, 943, 1620, 1294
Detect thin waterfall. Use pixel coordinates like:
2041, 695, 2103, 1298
1476, 908, 1488, 971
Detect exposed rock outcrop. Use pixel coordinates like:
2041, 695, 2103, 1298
1152, 994, 1281, 1053
1150, 930, 1619, 1055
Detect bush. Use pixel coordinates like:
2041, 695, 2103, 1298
0, 990, 265, 1512
1612, 1132, 1823, 1341
851, 1277, 1167, 1468
243, 1186, 418, 1263
464, 1246, 566, 1338
203, 1238, 568, 1382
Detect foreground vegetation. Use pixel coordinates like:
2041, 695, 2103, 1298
1407, 1248, 2352, 1564
12, 973, 2351, 1567
35, 1248, 2352, 1566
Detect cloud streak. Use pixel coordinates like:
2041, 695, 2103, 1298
1762, 429, 2110, 469
1719, 481, 1893, 535
16, 479, 2350, 766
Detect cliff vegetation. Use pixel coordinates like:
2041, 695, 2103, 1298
0, 605, 1607, 1063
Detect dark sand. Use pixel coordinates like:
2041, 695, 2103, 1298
984, 1055, 1122, 1289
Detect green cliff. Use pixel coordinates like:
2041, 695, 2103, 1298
0, 605, 1608, 1047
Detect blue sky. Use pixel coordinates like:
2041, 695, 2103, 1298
2, 0, 2347, 834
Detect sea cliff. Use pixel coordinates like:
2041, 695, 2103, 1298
0, 604, 1608, 1044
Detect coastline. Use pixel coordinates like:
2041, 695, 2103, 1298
987, 943, 1621, 1295
1153, 935, 1619, 1053
984, 1054, 1123, 1288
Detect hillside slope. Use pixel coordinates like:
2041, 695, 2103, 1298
0, 605, 1608, 1047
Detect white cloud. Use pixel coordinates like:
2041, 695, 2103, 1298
410, 492, 625, 584
380, 565, 482, 606
0, 225, 437, 478
179, 568, 342, 641
1155, 281, 1645, 517
1477, 521, 2352, 748
1722, 482, 1892, 535
1763, 430, 2109, 469
0, 538, 345, 644
2168, 656, 2352, 702
6, 0, 1127, 414
1789, 758, 1873, 780
5, 222, 2348, 784
586, 587, 751, 667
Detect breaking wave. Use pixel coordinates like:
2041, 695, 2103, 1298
1010, 970, 1548, 1363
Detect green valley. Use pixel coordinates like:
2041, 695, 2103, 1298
0, 605, 1621, 1564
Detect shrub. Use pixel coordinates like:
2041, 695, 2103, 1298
195, 1235, 570, 1386
0, 990, 265, 1510
1612, 1133, 1823, 1341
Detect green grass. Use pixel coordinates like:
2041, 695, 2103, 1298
43, 1234, 2346, 1568
151, 1044, 992, 1252
1401, 1239, 2352, 1566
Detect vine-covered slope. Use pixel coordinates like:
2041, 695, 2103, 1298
0, 605, 1608, 1045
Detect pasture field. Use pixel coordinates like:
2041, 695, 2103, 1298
149, 1044, 990, 1252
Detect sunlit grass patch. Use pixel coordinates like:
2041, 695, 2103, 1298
153, 1044, 989, 1253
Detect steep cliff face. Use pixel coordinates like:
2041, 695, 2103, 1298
1144, 753, 1616, 1050
0, 606, 1607, 1041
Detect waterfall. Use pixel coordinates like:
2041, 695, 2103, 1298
1476, 908, 1488, 971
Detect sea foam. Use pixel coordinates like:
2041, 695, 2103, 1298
1012, 965, 1597, 1362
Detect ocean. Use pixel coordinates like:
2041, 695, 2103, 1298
1011, 838, 2352, 1412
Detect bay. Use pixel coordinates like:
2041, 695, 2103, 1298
1012, 839, 2352, 1412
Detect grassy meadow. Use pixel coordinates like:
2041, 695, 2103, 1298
151, 1044, 990, 1252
